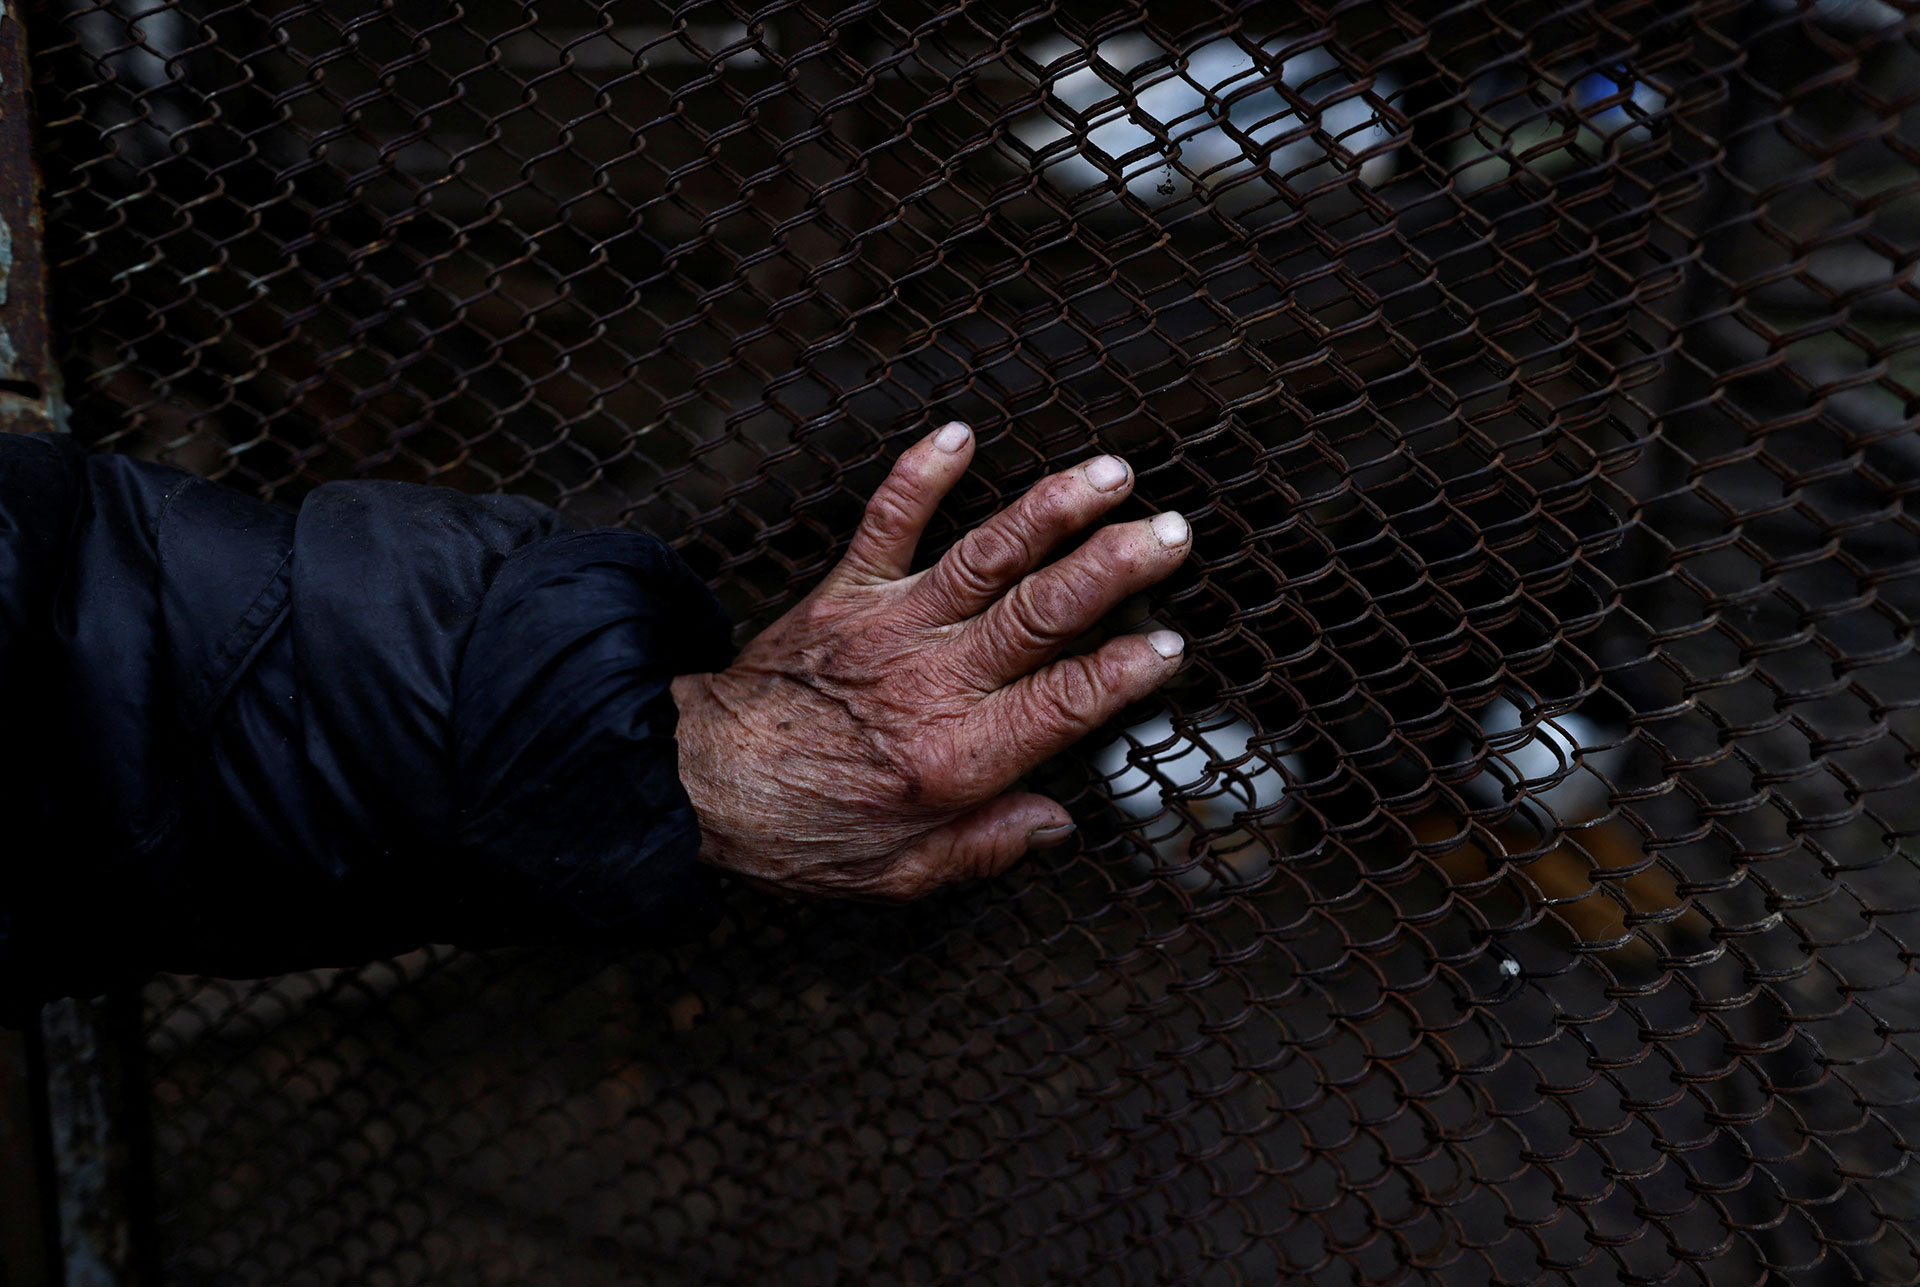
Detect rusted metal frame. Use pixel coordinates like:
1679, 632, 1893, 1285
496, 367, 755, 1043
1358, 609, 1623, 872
0, 5, 153, 1286
36, 996, 155, 1287
0, 0, 54, 434
0, 6, 64, 1282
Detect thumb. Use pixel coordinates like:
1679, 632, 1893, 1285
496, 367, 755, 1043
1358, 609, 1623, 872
886, 793, 1074, 897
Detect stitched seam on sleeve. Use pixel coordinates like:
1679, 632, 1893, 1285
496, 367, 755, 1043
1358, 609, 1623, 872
181, 551, 295, 733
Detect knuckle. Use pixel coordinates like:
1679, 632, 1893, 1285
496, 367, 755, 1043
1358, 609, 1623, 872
1001, 577, 1079, 647
1025, 474, 1082, 531
862, 482, 920, 539
954, 524, 1030, 591
1036, 657, 1105, 729
1093, 526, 1148, 579
971, 834, 1017, 881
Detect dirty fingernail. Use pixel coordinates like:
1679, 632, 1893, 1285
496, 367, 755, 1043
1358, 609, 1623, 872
1150, 511, 1188, 547
1147, 629, 1185, 659
934, 422, 970, 452
1028, 821, 1077, 847
1082, 455, 1129, 492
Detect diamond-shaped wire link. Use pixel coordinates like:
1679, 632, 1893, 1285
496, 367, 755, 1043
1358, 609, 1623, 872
29, 0, 1920, 1281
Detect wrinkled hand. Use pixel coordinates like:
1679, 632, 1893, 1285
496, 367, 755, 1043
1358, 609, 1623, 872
670, 422, 1191, 902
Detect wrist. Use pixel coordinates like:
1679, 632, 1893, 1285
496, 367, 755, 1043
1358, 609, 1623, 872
670, 672, 728, 867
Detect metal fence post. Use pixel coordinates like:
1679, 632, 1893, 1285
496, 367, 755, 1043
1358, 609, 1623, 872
0, 0, 54, 434
0, 4, 148, 1285
35, 999, 149, 1287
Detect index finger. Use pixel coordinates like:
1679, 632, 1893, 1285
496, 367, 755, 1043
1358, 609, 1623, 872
832, 422, 976, 585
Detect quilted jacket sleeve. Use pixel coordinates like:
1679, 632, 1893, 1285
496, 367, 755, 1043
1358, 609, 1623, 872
0, 433, 732, 1018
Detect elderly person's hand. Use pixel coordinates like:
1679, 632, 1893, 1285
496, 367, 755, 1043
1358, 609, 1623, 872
671, 422, 1191, 902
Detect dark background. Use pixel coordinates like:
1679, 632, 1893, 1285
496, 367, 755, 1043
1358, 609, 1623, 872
21, 0, 1920, 1281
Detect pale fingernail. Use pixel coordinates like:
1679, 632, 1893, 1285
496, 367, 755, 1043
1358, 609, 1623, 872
1028, 821, 1076, 846
1150, 511, 1188, 547
1082, 455, 1129, 492
934, 422, 970, 452
1148, 629, 1185, 659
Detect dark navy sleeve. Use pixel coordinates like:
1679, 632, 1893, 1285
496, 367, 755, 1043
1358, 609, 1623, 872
0, 433, 731, 1015
451, 533, 733, 940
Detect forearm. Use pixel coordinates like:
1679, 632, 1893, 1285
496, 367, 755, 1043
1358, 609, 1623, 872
1, 435, 730, 1013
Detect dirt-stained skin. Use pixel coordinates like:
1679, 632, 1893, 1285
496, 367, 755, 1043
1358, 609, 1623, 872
671, 421, 1191, 903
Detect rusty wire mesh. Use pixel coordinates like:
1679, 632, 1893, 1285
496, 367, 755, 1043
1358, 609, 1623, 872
25, 0, 1920, 1281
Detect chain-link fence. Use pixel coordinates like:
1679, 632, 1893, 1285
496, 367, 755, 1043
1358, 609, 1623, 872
22, 0, 1920, 1281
